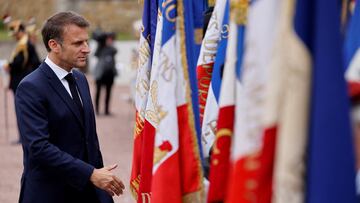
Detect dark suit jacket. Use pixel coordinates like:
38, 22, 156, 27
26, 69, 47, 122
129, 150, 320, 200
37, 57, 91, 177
15, 62, 113, 203
9, 38, 40, 93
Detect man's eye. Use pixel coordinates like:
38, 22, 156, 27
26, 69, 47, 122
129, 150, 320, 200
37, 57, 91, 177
73, 42, 82, 47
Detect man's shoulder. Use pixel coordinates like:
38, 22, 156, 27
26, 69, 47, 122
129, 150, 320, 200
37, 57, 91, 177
20, 63, 47, 85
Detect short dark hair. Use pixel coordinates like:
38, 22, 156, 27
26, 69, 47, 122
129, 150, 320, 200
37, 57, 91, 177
41, 11, 89, 52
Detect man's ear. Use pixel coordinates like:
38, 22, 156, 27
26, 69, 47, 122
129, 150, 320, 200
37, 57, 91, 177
48, 39, 60, 53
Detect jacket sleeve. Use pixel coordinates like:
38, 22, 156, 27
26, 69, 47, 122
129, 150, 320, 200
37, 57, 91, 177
15, 80, 94, 190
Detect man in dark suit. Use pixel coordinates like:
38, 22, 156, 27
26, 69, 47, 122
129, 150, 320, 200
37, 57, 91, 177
15, 11, 124, 203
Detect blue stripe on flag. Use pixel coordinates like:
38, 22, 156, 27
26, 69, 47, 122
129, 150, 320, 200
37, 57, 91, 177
295, 1, 358, 202
235, 26, 245, 81
150, 0, 159, 54
142, 0, 158, 59
183, 0, 205, 163
161, 0, 177, 46
141, 0, 151, 39
344, 1, 360, 69
211, 0, 230, 102
192, 0, 206, 58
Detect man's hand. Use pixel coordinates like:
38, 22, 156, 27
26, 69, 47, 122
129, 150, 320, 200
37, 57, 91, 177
90, 164, 125, 196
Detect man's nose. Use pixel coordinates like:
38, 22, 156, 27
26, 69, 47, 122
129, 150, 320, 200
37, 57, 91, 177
82, 41, 90, 53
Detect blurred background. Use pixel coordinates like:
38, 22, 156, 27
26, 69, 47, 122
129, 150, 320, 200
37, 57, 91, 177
0, 0, 142, 202
0, 0, 141, 39
2, 1, 359, 203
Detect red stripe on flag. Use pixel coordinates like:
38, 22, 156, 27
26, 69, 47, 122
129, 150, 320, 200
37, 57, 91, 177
348, 81, 360, 102
226, 126, 277, 203
197, 62, 214, 125
207, 105, 235, 203
130, 111, 144, 198
178, 104, 203, 195
137, 119, 156, 203
150, 99, 203, 203
151, 151, 182, 203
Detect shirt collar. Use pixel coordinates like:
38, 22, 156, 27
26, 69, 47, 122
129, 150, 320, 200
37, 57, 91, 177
44, 56, 72, 81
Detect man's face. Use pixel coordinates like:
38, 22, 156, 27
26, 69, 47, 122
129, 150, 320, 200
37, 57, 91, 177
57, 24, 90, 70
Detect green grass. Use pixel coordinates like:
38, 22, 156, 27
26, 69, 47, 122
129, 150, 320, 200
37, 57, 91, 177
0, 29, 11, 42
116, 32, 137, 41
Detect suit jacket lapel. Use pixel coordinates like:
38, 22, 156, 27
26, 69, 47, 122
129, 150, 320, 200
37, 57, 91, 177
40, 63, 85, 129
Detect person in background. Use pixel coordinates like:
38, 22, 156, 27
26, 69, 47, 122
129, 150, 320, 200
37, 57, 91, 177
2, 19, 40, 144
3, 20, 40, 94
15, 11, 124, 203
93, 31, 118, 115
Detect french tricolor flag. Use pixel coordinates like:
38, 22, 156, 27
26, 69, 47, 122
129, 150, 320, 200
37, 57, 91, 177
200, 0, 230, 163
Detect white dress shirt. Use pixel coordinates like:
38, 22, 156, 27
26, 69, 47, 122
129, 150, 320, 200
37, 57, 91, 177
45, 56, 83, 105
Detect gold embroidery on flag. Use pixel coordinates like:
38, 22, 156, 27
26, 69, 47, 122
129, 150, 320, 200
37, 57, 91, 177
182, 191, 203, 203
136, 78, 150, 100
163, 0, 176, 23
178, 0, 205, 201
243, 185, 258, 203
153, 140, 173, 164
245, 179, 258, 190
130, 174, 141, 200
134, 114, 145, 138
141, 192, 151, 203
212, 159, 219, 165
244, 151, 261, 170
213, 128, 232, 154
242, 150, 261, 201
146, 81, 168, 125
194, 28, 203, 44
159, 52, 176, 82
139, 40, 151, 67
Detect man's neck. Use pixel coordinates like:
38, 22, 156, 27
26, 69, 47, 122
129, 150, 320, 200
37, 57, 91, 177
48, 53, 72, 72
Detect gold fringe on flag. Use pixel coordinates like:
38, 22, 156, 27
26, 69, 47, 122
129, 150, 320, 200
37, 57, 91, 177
177, 0, 205, 202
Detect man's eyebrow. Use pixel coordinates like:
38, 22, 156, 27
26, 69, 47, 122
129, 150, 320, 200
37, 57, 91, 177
72, 39, 88, 44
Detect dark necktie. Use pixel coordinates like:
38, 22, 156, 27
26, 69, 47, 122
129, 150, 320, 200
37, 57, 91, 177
65, 73, 84, 118
65, 73, 88, 162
